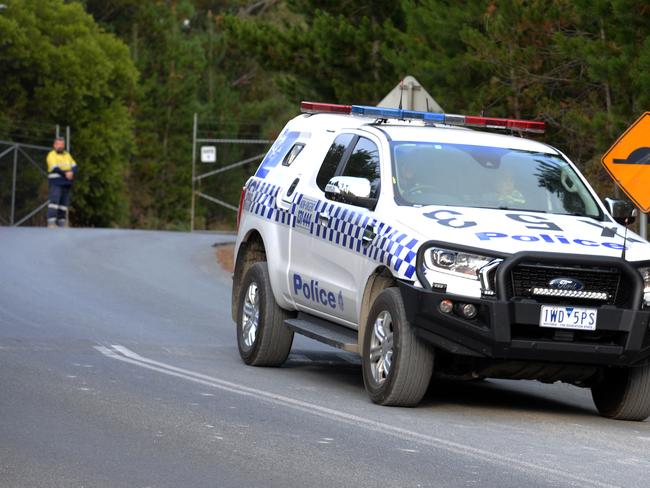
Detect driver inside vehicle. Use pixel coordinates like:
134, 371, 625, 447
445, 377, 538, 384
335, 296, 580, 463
493, 172, 526, 207
394, 153, 436, 203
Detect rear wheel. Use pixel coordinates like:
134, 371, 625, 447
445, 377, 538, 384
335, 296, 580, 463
236, 262, 294, 366
591, 362, 650, 421
362, 288, 434, 406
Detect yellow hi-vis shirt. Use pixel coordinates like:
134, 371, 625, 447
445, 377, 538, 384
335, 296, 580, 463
46, 150, 76, 173
46, 150, 77, 184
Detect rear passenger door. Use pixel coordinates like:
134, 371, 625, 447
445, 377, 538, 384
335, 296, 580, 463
289, 132, 382, 327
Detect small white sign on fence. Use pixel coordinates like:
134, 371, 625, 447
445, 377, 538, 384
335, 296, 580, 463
201, 146, 217, 163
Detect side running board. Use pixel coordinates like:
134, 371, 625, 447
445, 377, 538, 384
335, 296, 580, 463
284, 313, 359, 354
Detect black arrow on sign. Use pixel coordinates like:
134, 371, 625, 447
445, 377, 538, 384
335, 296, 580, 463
613, 147, 650, 164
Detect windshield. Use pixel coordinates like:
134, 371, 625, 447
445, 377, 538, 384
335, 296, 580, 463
391, 141, 602, 218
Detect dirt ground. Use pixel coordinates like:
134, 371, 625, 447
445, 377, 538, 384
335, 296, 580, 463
215, 243, 235, 272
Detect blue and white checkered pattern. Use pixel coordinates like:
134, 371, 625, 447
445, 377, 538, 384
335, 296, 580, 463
246, 179, 293, 226
370, 223, 418, 279
245, 178, 419, 279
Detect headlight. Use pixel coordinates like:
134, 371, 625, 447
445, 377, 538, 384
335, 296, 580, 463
424, 248, 494, 280
638, 267, 650, 305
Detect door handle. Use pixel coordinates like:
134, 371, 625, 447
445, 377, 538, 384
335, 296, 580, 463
362, 224, 376, 245
318, 211, 330, 225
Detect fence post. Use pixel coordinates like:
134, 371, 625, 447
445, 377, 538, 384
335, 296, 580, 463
10, 146, 17, 225
190, 113, 197, 232
65, 126, 71, 227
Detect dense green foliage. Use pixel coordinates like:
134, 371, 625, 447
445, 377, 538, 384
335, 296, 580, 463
1, 0, 649, 228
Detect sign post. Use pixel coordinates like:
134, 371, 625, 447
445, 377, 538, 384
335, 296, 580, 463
601, 112, 650, 239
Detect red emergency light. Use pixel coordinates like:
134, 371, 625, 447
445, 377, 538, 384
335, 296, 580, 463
300, 102, 352, 114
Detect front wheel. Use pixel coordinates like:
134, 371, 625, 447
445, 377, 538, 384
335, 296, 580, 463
362, 288, 434, 406
591, 362, 650, 421
236, 262, 294, 366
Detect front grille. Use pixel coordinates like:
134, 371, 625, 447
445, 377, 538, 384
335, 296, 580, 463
510, 263, 624, 306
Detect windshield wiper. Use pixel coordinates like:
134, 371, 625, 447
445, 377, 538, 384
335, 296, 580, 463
550, 211, 604, 220
497, 206, 549, 213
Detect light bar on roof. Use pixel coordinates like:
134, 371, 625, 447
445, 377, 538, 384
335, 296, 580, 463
299, 101, 545, 134
300, 101, 351, 114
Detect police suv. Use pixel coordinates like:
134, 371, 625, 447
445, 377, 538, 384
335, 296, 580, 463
232, 101, 650, 421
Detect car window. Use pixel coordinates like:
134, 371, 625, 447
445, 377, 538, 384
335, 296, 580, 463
316, 133, 354, 191
391, 141, 602, 218
282, 143, 305, 167
341, 137, 381, 199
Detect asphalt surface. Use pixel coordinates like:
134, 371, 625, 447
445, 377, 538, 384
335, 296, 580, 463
1, 227, 649, 488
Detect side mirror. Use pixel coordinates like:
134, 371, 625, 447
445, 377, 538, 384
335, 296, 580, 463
325, 176, 377, 210
605, 197, 637, 226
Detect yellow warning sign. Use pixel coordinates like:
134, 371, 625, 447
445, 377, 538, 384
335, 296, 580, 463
601, 112, 650, 212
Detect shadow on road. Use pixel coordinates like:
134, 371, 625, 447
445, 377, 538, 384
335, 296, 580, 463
280, 348, 597, 418
422, 378, 595, 417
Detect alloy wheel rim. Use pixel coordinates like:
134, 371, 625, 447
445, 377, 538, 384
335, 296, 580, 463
369, 310, 394, 384
241, 282, 260, 349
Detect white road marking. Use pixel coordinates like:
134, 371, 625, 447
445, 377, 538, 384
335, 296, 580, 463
95, 345, 619, 488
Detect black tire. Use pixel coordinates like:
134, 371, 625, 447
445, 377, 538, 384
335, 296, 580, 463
236, 262, 294, 366
591, 362, 650, 421
362, 288, 434, 406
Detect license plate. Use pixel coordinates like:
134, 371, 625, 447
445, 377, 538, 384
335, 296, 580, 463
539, 306, 597, 331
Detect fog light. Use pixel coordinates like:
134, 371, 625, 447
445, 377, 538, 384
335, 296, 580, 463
459, 303, 478, 319
439, 299, 453, 314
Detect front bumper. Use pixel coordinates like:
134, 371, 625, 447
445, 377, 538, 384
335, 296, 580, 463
399, 282, 650, 366
400, 248, 650, 367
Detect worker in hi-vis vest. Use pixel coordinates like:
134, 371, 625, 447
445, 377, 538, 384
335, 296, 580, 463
46, 138, 77, 228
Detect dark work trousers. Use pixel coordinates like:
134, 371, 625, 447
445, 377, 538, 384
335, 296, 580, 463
47, 183, 72, 226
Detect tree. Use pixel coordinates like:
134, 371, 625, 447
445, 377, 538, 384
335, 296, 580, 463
224, 1, 404, 104
82, 0, 294, 229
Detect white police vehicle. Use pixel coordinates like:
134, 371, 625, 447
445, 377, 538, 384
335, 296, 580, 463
232, 101, 650, 420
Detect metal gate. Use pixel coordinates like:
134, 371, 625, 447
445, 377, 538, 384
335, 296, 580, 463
190, 113, 272, 231
0, 140, 51, 226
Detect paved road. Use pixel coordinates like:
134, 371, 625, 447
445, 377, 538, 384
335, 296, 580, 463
1, 228, 649, 488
